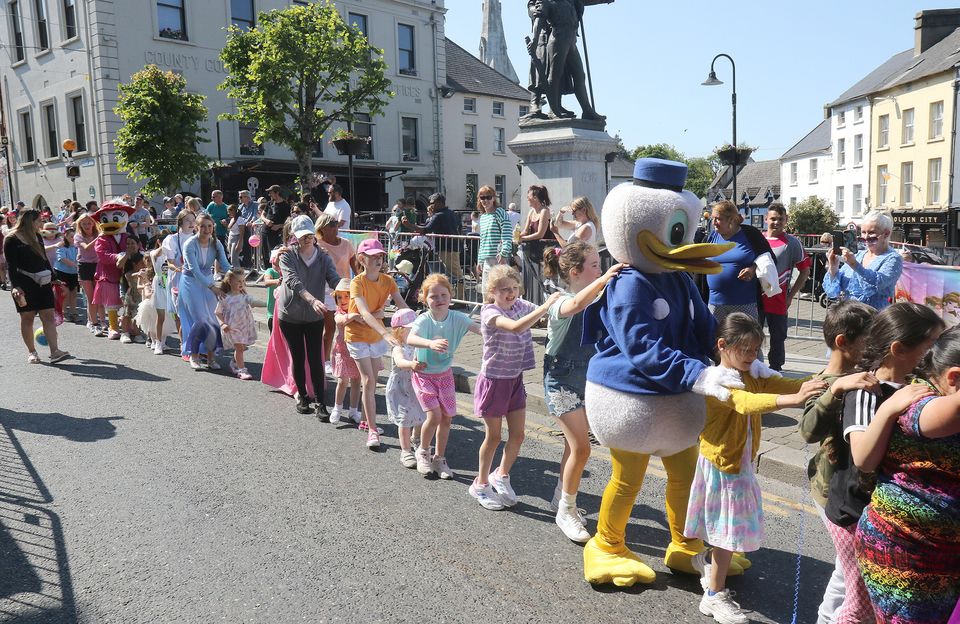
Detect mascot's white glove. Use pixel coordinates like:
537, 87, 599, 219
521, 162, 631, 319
750, 359, 782, 379
692, 366, 744, 402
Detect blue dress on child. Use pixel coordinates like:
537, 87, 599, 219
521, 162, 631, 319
178, 235, 230, 357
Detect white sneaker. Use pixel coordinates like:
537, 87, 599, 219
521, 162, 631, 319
433, 456, 454, 480
691, 550, 711, 592
132, 334, 146, 344
153, 342, 164, 355
469, 479, 504, 511
349, 408, 363, 425
329, 407, 343, 424
489, 469, 517, 507
699, 589, 749, 624
556, 505, 590, 543
550, 487, 588, 523
144, 338, 152, 349
415, 447, 434, 476
207, 359, 221, 370
399, 450, 417, 469
86, 322, 96, 333
120, 333, 133, 344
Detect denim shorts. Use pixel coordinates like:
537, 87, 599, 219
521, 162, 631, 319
543, 354, 590, 418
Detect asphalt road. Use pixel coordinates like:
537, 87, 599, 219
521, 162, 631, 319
0, 305, 837, 624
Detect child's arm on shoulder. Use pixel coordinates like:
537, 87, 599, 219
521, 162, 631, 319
726, 378, 827, 416
492, 292, 562, 333
557, 263, 629, 318
799, 372, 878, 443
467, 322, 481, 335
852, 384, 935, 471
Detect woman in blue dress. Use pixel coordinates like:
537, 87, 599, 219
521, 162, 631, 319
823, 211, 902, 311
178, 213, 231, 369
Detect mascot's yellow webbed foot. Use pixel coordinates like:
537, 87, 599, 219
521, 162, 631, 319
663, 543, 744, 576
583, 537, 656, 586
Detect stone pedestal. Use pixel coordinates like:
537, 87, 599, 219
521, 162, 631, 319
508, 119, 619, 219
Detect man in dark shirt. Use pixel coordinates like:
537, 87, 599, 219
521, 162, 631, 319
262, 185, 291, 269
416, 193, 464, 300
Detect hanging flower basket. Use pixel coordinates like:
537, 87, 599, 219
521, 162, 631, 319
332, 138, 370, 156
715, 145, 754, 167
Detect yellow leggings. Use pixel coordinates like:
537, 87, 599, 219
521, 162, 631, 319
594, 445, 702, 556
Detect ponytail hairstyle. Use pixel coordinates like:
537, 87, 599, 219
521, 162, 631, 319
528, 184, 551, 207
542, 240, 595, 284
918, 325, 960, 386
570, 197, 599, 228
715, 312, 764, 353
859, 302, 944, 371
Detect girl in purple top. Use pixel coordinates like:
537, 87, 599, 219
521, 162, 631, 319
470, 264, 560, 510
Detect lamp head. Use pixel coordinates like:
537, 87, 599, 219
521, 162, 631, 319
702, 71, 723, 86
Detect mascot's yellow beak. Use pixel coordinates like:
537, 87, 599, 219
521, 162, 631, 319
636, 230, 733, 275
98, 222, 125, 236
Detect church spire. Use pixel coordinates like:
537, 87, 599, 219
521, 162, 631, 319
479, 0, 519, 84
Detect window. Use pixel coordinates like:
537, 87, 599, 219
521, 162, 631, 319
877, 165, 888, 204
855, 105, 863, 122
789, 162, 797, 185
239, 123, 263, 156
231, 0, 254, 31
495, 175, 506, 205
519, 105, 530, 117
789, 197, 796, 206
854, 134, 863, 166
836, 187, 845, 214
401, 116, 418, 161
902, 108, 914, 144
10, 0, 25, 62
19, 110, 35, 163
929, 157, 942, 204
853, 184, 863, 215
34, 0, 49, 51
348, 12, 367, 38
930, 101, 944, 139
398, 24, 416, 75
463, 97, 476, 113
878, 114, 889, 148
837, 111, 845, 126
837, 138, 845, 168
69, 94, 86, 153
354, 113, 373, 160
809, 158, 818, 182
464, 124, 477, 151
492, 101, 504, 117
901, 162, 913, 205
62, 0, 76, 39
493, 127, 505, 153
41, 103, 58, 159
158, 0, 187, 40
465, 173, 478, 207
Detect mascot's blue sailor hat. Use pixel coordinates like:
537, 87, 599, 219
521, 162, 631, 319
633, 158, 688, 193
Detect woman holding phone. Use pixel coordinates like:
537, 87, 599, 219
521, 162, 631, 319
823, 212, 902, 310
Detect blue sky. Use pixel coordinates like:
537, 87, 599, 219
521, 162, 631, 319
444, 1, 958, 161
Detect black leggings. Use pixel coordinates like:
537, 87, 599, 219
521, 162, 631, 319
278, 318, 325, 404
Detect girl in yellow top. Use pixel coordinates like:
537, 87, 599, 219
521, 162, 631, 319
685, 312, 826, 624
345, 238, 410, 450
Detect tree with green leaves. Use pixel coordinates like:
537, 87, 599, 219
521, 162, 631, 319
219, 1, 393, 190
624, 143, 719, 198
114, 65, 210, 196
787, 196, 839, 235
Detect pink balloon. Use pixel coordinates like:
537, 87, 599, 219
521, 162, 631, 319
248, 235, 261, 248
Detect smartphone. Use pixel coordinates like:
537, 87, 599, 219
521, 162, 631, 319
831, 230, 843, 254
843, 229, 859, 253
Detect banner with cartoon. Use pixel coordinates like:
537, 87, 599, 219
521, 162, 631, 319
896, 262, 960, 326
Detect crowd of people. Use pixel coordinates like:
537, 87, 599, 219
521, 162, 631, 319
1, 183, 957, 624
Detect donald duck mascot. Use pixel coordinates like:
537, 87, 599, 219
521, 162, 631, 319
92, 198, 135, 340
582, 158, 753, 586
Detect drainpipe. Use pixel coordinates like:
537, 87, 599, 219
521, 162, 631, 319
83, 0, 107, 202
0, 78, 17, 205
950, 70, 960, 246
430, 12, 442, 193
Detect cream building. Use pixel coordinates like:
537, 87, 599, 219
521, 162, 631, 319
1, 0, 446, 216
440, 39, 528, 212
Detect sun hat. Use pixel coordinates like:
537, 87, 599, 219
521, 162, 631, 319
390, 308, 418, 328
357, 238, 387, 256
333, 277, 351, 293
395, 259, 414, 276
291, 215, 315, 239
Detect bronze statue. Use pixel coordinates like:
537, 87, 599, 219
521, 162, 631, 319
524, 0, 609, 121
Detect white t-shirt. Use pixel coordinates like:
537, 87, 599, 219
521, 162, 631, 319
507, 210, 521, 231
325, 198, 351, 230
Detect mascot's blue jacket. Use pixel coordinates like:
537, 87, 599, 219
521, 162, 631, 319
583, 267, 717, 395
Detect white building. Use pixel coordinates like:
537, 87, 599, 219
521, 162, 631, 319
780, 119, 833, 212
824, 49, 914, 223
1, 0, 447, 216
440, 39, 528, 212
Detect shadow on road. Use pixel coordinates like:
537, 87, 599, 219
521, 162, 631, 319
0, 425, 78, 623
52, 358, 170, 382
0, 408, 121, 443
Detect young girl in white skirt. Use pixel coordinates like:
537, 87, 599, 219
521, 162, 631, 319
215, 268, 261, 380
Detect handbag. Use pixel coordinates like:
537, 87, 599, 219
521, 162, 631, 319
18, 268, 52, 286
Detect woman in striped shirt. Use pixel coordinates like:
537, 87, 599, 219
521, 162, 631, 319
476, 185, 515, 296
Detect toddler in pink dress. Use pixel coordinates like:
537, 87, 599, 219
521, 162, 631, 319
215, 269, 260, 380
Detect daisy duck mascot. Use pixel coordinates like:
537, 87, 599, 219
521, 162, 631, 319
92, 198, 135, 339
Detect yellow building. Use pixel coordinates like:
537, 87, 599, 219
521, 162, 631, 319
868, 11, 960, 245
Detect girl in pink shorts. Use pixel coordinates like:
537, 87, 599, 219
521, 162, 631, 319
407, 274, 479, 480
469, 265, 560, 510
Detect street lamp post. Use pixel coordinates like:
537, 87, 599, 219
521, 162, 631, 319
702, 53, 738, 204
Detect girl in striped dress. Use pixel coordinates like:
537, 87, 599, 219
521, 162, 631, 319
855, 326, 960, 624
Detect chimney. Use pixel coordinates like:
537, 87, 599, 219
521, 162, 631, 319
915, 9, 960, 56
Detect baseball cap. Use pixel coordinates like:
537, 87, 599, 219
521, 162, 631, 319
291, 215, 315, 239
428, 192, 445, 205
390, 308, 418, 328
357, 238, 387, 256
266, 184, 282, 193
163, 196, 173, 203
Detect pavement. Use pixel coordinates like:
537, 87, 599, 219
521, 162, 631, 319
244, 281, 830, 489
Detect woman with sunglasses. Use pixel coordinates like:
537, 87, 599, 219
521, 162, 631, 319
823, 211, 902, 310
476, 185, 515, 296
